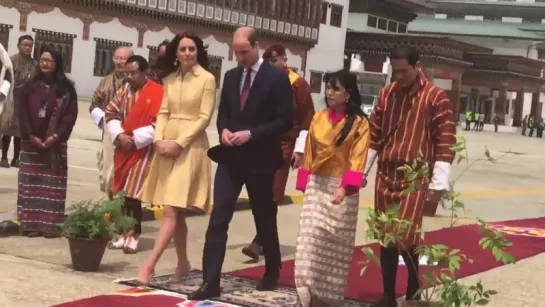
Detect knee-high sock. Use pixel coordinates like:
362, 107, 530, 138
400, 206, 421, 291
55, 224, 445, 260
125, 197, 143, 234
380, 246, 399, 299
401, 247, 420, 300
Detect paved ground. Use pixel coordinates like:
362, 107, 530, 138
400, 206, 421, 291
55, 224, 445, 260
1, 102, 545, 306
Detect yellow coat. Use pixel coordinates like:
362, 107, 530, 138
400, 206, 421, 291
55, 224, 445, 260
139, 64, 216, 212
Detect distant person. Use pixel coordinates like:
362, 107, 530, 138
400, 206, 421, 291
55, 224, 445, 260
465, 110, 471, 131
536, 118, 544, 138
478, 113, 485, 131
17, 47, 78, 238
472, 112, 479, 130
1, 35, 38, 168
137, 32, 217, 284
493, 115, 500, 132
147, 40, 170, 83
528, 115, 535, 137
521, 115, 528, 136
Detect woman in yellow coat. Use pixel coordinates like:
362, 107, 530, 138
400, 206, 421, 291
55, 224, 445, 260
137, 32, 216, 284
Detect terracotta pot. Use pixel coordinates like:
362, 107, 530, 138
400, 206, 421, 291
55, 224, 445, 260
67, 236, 108, 272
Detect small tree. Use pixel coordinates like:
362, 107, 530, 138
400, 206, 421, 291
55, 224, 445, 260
360, 133, 515, 306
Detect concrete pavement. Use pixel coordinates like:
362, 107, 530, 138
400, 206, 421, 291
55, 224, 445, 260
1, 102, 545, 306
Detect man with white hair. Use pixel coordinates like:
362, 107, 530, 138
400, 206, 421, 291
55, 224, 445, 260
89, 46, 132, 210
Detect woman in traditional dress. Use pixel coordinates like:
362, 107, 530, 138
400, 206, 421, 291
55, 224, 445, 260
137, 32, 216, 284
17, 47, 78, 238
1, 35, 38, 168
294, 69, 370, 307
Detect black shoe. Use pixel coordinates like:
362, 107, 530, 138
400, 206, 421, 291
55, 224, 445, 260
256, 275, 278, 291
242, 242, 261, 261
189, 283, 221, 300
0, 159, 9, 168
370, 297, 397, 307
10, 159, 19, 168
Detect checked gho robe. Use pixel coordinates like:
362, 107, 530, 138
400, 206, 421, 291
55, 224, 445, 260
105, 80, 163, 198
273, 68, 315, 203
366, 70, 456, 246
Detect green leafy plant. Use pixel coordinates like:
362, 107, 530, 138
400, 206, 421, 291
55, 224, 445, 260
60, 195, 136, 240
360, 132, 515, 307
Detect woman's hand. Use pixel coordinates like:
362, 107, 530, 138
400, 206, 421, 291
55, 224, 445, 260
43, 135, 58, 149
156, 141, 182, 158
30, 136, 46, 149
331, 187, 347, 205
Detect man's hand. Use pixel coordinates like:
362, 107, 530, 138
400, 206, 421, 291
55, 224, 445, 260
43, 135, 58, 149
361, 177, 368, 188
230, 130, 251, 146
331, 187, 347, 205
116, 134, 134, 152
221, 129, 233, 146
424, 189, 444, 216
30, 136, 46, 149
290, 153, 303, 169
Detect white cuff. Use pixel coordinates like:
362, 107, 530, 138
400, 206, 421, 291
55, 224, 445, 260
90, 108, 105, 127
294, 130, 308, 154
0, 80, 10, 97
429, 161, 451, 191
364, 148, 378, 175
106, 119, 124, 144
132, 125, 155, 149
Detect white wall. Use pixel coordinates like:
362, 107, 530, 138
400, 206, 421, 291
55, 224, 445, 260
306, 0, 350, 109
445, 36, 540, 58
0, 5, 308, 97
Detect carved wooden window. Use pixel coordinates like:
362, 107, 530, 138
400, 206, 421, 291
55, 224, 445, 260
215, 0, 224, 5
330, 4, 342, 27
320, 1, 328, 24
296, 0, 303, 24
397, 23, 407, 33
93, 38, 132, 77
148, 45, 159, 67
310, 71, 322, 93
32, 29, 75, 73
368, 15, 378, 27
208, 55, 223, 89
288, 0, 296, 21
0, 24, 12, 50
270, 0, 276, 16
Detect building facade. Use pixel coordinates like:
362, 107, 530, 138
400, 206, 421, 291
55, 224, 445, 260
407, 0, 545, 126
0, 0, 349, 102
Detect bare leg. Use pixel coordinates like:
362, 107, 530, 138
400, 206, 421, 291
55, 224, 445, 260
136, 205, 178, 285
169, 210, 191, 282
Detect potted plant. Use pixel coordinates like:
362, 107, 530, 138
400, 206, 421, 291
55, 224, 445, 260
60, 196, 136, 272
360, 134, 515, 307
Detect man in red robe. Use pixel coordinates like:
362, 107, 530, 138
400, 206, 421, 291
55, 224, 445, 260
241, 44, 315, 260
364, 46, 456, 306
105, 55, 163, 254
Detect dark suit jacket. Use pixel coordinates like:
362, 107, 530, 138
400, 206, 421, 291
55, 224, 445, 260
210, 62, 293, 174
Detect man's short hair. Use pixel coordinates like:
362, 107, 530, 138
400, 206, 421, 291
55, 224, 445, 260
389, 46, 419, 66
18, 35, 33, 45
262, 44, 286, 61
126, 55, 149, 72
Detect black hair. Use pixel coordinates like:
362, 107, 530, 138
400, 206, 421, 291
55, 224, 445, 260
33, 47, 75, 98
389, 46, 419, 67
158, 40, 169, 50
18, 35, 33, 45
126, 55, 149, 72
324, 69, 368, 146
160, 31, 210, 75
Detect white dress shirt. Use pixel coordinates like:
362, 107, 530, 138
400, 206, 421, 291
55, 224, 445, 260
239, 58, 263, 93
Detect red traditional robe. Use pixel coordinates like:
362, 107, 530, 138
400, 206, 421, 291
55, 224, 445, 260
369, 70, 456, 246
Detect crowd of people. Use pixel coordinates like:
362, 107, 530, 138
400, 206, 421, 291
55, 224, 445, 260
0, 26, 458, 307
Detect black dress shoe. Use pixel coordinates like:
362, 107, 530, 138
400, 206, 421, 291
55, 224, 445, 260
256, 276, 278, 291
10, 159, 19, 168
370, 297, 397, 307
241, 242, 261, 261
189, 283, 221, 300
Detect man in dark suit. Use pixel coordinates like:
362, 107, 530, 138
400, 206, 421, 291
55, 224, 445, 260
189, 27, 293, 300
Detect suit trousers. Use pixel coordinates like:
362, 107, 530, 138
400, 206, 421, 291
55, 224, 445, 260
202, 163, 281, 286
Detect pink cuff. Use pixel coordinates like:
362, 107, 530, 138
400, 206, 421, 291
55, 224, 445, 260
341, 170, 364, 196
296, 168, 311, 192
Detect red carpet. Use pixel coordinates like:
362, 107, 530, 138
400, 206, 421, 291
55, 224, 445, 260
229, 217, 545, 302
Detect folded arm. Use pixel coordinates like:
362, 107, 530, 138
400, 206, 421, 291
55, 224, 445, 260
89, 77, 106, 126
429, 90, 456, 191
249, 73, 293, 139
175, 77, 217, 148
340, 119, 371, 195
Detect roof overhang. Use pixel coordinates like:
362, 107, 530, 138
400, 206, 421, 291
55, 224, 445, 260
430, 0, 545, 18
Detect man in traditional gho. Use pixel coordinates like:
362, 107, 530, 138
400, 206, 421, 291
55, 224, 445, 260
147, 40, 169, 83
364, 46, 456, 307
89, 46, 133, 200
241, 44, 315, 261
1, 35, 38, 168
105, 55, 163, 253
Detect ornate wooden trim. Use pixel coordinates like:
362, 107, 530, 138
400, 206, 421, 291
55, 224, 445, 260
0, 0, 56, 32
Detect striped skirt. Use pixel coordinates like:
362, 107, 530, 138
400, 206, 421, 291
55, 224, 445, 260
17, 141, 68, 235
294, 174, 359, 307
